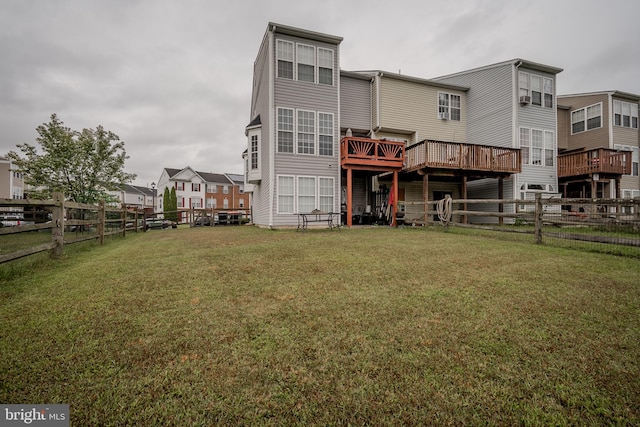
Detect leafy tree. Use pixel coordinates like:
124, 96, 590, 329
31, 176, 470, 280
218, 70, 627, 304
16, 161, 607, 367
163, 187, 171, 219
8, 114, 136, 204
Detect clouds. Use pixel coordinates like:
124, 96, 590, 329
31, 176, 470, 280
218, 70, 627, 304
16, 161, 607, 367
1, 0, 638, 187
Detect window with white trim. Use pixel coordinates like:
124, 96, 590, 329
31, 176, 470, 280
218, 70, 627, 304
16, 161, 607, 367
614, 100, 639, 128
277, 108, 294, 153
250, 134, 258, 170
543, 78, 553, 108
206, 198, 216, 209
178, 196, 185, 208
319, 177, 334, 212
223, 185, 229, 194
297, 44, 315, 83
297, 110, 315, 154
519, 72, 529, 98
319, 113, 334, 156
277, 40, 294, 79
438, 92, 461, 121
277, 175, 294, 213
223, 198, 229, 209
318, 48, 334, 85
191, 197, 202, 208
519, 127, 530, 165
298, 176, 316, 213
531, 129, 543, 165
192, 183, 201, 192
175, 182, 185, 191
614, 145, 639, 176
571, 103, 602, 134
531, 75, 542, 106
544, 130, 554, 167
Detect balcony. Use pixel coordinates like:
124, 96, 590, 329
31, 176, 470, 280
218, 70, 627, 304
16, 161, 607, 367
405, 140, 521, 175
340, 137, 405, 171
557, 148, 631, 178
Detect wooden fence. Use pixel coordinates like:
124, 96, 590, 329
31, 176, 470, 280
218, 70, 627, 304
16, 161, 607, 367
0, 193, 146, 264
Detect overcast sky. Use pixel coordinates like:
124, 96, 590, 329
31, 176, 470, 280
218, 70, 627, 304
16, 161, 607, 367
2, 0, 638, 188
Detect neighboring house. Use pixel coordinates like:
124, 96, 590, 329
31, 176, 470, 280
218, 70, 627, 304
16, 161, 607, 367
556, 91, 639, 202
0, 156, 24, 215
432, 60, 564, 216
245, 23, 564, 227
245, 22, 343, 228
157, 167, 249, 223
108, 184, 156, 214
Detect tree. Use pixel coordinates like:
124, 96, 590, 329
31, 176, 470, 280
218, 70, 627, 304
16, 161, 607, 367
163, 187, 171, 219
169, 187, 178, 222
8, 114, 136, 204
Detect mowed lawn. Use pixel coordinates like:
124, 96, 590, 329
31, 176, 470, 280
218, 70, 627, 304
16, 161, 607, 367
1, 226, 639, 426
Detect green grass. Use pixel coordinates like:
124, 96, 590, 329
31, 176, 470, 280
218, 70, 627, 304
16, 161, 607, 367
1, 226, 639, 426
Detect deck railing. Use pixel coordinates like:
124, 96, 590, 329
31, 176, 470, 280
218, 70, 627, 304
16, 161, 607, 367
557, 148, 631, 178
340, 137, 405, 169
405, 140, 521, 174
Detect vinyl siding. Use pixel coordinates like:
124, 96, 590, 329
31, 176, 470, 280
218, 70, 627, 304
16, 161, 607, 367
340, 75, 371, 133
558, 94, 609, 151
378, 77, 467, 144
434, 63, 513, 148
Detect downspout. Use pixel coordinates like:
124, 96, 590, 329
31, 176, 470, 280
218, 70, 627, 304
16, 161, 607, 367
268, 28, 275, 227
513, 60, 523, 200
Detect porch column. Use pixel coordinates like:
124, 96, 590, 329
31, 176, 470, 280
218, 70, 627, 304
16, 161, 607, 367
462, 176, 468, 224
498, 177, 504, 226
590, 177, 597, 199
392, 171, 399, 227
423, 173, 429, 224
346, 167, 353, 227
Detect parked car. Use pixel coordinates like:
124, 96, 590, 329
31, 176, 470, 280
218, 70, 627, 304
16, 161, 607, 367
192, 215, 214, 227
146, 219, 168, 230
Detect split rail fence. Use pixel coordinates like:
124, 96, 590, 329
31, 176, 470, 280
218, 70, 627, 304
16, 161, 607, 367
0, 193, 146, 264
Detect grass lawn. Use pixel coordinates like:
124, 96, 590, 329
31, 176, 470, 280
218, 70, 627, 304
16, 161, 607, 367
1, 226, 639, 426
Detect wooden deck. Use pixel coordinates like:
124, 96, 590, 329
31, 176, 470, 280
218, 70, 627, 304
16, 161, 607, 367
405, 140, 521, 175
340, 137, 405, 171
557, 148, 631, 178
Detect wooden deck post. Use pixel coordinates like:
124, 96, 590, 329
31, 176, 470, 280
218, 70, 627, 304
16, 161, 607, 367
346, 167, 353, 227
422, 173, 429, 225
462, 176, 468, 224
534, 192, 543, 244
392, 170, 398, 227
498, 178, 504, 226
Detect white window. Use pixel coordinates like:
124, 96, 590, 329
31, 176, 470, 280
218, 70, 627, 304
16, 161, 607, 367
531, 75, 542, 106
178, 196, 185, 208
191, 197, 202, 208
250, 135, 258, 170
519, 127, 530, 165
614, 100, 639, 128
276, 40, 294, 79
298, 177, 316, 213
318, 48, 334, 85
319, 113, 334, 156
297, 110, 315, 154
543, 78, 553, 108
223, 185, 229, 194
531, 129, 543, 165
586, 104, 602, 130
206, 198, 216, 209
175, 182, 185, 191
571, 108, 585, 133
519, 72, 529, 98
438, 92, 461, 121
572, 103, 602, 134
192, 183, 201, 192
223, 198, 229, 209
544, 131, 555, 167
277, 108, 294, 153
319, 177, 334, 212
277, 175, 294, 213
614, 145, 639, 177
297, 44, 315, 83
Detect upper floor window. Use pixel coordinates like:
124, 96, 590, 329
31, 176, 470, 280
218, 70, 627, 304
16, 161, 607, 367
277, 40, 294, 79
277, 108, 334, 156
615, 144, 639, 176
276, 39, 334, 86
614, 100, 639, 129
318, 48, 334, 85
297, 44, 315, 83
250, 135, 259, 170
520, 127, 555, 167
438, 92, 461, 121
519, 72, 553, 108
223, 185, 229, 194
192, 183, 201, 192
175, 182, 185, 191
571, 103, 602, 134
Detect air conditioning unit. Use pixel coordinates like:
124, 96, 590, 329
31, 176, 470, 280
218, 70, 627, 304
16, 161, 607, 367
438, 112, 448, 120
520, 95, 531, 105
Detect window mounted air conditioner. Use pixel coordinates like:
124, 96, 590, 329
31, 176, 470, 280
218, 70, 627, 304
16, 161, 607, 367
438, 112, 448, 120
520, 95, 531, 105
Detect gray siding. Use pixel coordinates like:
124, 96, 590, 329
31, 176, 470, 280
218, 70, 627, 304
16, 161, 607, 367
340, 75, 371, 133
558, 94, 609, 151
435, 63, 513, 148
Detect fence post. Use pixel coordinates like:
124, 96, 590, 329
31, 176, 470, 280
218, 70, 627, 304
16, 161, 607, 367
51, 192, 64, 258
98, 200, 105, 245
122, 205, 127, 237
534, 192, 543, 244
